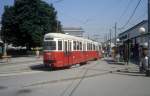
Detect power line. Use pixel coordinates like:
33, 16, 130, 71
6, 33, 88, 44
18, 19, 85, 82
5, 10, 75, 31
118, 0, 133, 22
130, 0, 147, 25
129, 11, 147, 26
120, 0, 142, 29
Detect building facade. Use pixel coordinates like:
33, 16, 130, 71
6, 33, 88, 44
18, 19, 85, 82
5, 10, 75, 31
119, 20, 148, 46
118, 20, 148, 63
62, 27, 84, 37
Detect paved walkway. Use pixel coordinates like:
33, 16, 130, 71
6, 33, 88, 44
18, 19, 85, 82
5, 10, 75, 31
102, 57, 144, 76
0, 56, 143, 77
0, 56, 43, 65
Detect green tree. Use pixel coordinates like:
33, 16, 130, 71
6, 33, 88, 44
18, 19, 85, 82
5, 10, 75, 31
1, 0, 62, 49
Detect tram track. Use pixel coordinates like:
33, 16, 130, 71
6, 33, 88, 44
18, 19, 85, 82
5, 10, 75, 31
22, 61, 100, 88
22, 60, 126, 96
23, 69, 111, 88
61, 60, 107, 96
0, 59, 128, 96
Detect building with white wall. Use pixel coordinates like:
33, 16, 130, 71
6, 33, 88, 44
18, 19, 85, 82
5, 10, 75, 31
62, 27, 84, 37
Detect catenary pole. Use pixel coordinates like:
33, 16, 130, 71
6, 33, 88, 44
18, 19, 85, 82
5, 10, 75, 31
115, 23, 117, 46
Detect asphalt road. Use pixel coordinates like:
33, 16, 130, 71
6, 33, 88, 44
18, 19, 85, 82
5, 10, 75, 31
0, 59, 150, 96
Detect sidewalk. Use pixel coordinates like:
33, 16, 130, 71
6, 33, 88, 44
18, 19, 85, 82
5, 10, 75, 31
103, 57, 142, 76
0, 56, 43, 74
0, 56, 43, 65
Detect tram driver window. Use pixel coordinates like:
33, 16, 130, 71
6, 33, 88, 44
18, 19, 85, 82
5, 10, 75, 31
44, 41, 56, 50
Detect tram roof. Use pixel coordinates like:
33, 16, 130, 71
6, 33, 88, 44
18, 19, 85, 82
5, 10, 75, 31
45, 33, 95, 43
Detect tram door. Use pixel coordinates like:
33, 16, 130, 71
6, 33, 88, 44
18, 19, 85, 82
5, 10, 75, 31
64, 40, 72, 66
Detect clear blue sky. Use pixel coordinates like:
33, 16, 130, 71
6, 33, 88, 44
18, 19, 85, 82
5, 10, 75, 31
0, 0, 147, 41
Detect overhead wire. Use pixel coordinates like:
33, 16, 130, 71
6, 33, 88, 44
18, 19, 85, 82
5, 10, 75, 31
120, 0, 142, 29
128, 0, 147, 27
129, 12, 147, 27
118, 0, 133, 22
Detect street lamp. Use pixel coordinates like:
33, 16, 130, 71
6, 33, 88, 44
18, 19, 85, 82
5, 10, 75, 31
139, 27, 146, 72
139, 27, 146, 33
139, 27, 146, 46
116, 38, 120, 62
116, 38, 120, 43
139, 27, 150, 76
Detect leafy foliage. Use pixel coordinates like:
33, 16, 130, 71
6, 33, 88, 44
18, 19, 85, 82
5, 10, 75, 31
1, 0, 62, 48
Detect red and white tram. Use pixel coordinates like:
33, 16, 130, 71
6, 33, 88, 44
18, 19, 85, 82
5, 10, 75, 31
43, 33, 102, 68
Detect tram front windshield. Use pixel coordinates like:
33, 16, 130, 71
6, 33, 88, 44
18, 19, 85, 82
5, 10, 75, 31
44, 41, 56, 50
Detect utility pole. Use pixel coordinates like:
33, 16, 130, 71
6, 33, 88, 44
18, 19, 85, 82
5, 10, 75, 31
109, 29, 112, 57
114, 23, 117, 46
110, 29, 112, 47
146, 0, 150, 76
106, 34, 108, 42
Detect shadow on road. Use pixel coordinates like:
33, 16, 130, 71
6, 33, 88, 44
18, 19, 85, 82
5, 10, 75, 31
30, 64, 52, 71
103, 58, 146, 77
30, 64, 71, 72
104, 59, 125, 65
115, 70, 145, 77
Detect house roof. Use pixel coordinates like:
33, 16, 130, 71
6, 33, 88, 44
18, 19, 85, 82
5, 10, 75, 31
119, 20, 148, 36
62, 27, 84, 33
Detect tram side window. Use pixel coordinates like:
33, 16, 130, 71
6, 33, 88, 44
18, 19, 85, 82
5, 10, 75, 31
99, 45, 101, 51
97, 46, 99, 51
83, 43, 86, 51
69, 42, 72, 51
73, 41, 76, 50
65, 41, 67, 51
58, 41, 62, 50
87, 43, 89, 50
91, 44, 92, 50
79, 42, 82, 50
77, 41, 79, 50
44, 41, 56, 50
89, 43, 91, 50
93, 44, 95, 50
